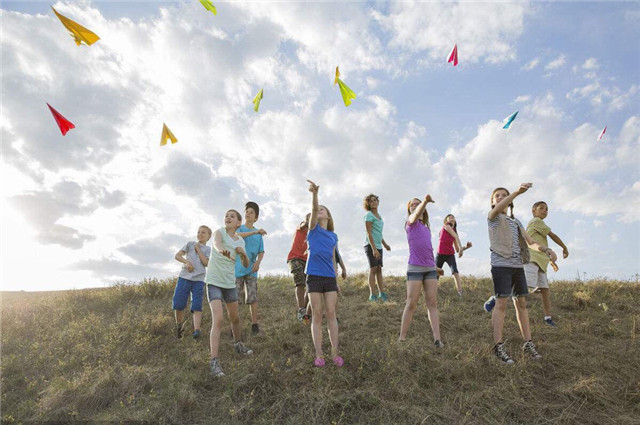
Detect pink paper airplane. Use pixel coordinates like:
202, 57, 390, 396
597, 125, 607, 141
447, 44, 458, 66
47, 103, 75, 136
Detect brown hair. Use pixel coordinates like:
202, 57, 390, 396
443, 214, 457, 233
226, 209, 243, 222
363, 194, 379, 211
531, 201, 547, 216
490, 187, 514, 219
407, 198, 430, 229
199, 225, 212, 236
245, 201, 260, 218
319, 205, 335, 232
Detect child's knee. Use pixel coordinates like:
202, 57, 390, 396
405, 298, 418, 311
425, 296, 437, 309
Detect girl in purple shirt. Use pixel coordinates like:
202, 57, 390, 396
399, 194, 444, 348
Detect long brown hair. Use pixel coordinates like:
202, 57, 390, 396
319, 205, 335, 232
490, 187, 514, 219
444, 214, 457, 233
407, 198, 430, 229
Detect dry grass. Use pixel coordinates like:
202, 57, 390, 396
1, 275, 639, 424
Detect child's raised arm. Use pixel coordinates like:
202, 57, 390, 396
548, 231, 569, 258
307, 179, 319, 231
212, 230, 230, 258
488, 183, 532, 220
408, 194, 434, 225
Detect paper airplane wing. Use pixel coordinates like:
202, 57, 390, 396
47, 103, 75, 136
337, 79, 356, 107
334, 66, 340, 85
160, 123, 178, 146
598, 125, 607, 141
253, 89, 263, 112
448, 44, 458, 66
502, 111, 519, 129
199, 0, 217, 15
51, 7, 100, 46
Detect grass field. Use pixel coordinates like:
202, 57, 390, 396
1, 274, 639, 424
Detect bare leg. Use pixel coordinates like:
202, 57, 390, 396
193, 311, 202, 331
540, 288, 552, 317
423, 279, 441, 341
492, 297, 509, 344
296, 285, 306, 309
208, 300, 224, 359
225, 301, 242, 342
249, 302, 258, 325
309, 292, 324, 357
399, 281, 422, 340
376, 266, 386, 293
174, 309, 185, 325
368, 268, 377, 296
513, 296, 532, 341
453, 272, 462, 293
323, 291, 339, 355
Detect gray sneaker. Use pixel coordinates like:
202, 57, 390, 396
494, 342, 515, 365
297, 308, 306, 322
234, 341, 254, 356
434, 340, 445, 349
209, 358, 224, 377
522, 341, 542, 360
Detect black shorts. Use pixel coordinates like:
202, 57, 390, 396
436, 254, 459, 274
306, 275, 338, 293
491, 266, 528, 298
364, 245, 383, 268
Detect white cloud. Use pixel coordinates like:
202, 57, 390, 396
545, 54, 566, 70
514, 95, 531, 103
522, 58, 540, 71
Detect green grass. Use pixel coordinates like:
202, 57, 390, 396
2, 275, 639, 424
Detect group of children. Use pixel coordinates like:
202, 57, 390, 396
171, 181, 569, 376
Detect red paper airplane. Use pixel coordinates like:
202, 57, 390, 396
447, 44, 458, 66
47, 103, 75, 136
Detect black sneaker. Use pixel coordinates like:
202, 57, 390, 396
434, 340, 445, 349
192, 330, 201, 340
251, 324, 260, 335
522, 340, 542, 360
494, 342, 515, 365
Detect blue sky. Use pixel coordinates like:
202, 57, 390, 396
1, 1, 638, 291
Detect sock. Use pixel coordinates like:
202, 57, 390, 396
544, 316, 552, 320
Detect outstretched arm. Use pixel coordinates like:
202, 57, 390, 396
548, 231, 569, 258
408, 194, 434, 225
307, 180, 319, 231
488, 183, 532, 220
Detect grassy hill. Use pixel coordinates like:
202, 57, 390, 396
1, 275, 639, 424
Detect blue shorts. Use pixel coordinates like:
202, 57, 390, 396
407, 270, 439, 282
207, 284, 238, 304
491, 266, 529, 298
436, 254, 459, 274
172, 277, 205, 312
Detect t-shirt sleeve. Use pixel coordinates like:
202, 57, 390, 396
181, 241, 193, 252
527, 217, 550, 237
202, 245, 211, 258
487, 217, 500, 228
258, 236, 264, 254
364, 211, 374, 222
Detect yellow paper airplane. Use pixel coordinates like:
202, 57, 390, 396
334, 66, 356, 107
253, 88, 263, 112
199, 0, 217, 15
51, 7, 100, 46
160, 123, 178, 146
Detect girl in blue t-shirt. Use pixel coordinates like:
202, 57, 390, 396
305, 179, 344, 368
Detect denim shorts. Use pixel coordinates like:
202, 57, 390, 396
364, 245, 383, 268
306, 274, 338, 293
436, 253, 459, 274
172, 277, 205, 312
491, 266, 529, 298
207, 284, 239, 303
407, 269, 439, 282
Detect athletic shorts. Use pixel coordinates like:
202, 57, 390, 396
306, 274, 338, 293
436, 253, 459, 274
364, 245, 383, 268
491, 266, 528, 298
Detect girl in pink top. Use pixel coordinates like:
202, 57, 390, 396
436, 214, 472, 297
399, 194, 445, 348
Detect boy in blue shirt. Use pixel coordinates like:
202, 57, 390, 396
236, 201, 267, 335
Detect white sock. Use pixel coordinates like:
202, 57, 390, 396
544, 315, 552, 320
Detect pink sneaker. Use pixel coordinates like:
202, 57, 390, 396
313, 357, 325, 367
333, 356, 344, 367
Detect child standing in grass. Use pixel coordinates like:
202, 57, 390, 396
172, 225, 212, 339
305, 179, 343, 368
399, 194, 445, 347
363, 194, 391, 302
483, 184, 557, 365
235, 201, 266, 336
287, 213, 310, 322
205, 210, 254, 377
436, 214, 472, 297
525, 201, 569, 327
